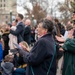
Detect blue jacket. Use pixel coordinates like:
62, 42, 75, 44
0, 42, 3, 62
19, 34, 56, 75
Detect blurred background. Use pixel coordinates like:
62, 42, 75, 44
0, 0, 75, 25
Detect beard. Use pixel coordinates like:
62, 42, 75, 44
15, 19, 18, 22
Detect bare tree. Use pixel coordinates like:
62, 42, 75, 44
58, 0, 72, 24
32, 3, 46, 21
14, 0, 47, 22
70, 0, 75, 11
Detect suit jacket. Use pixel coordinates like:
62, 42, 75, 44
10, 22, 25, 43
18, 33, 56, 75
24, 25, 31, 45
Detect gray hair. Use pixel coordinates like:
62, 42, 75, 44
39, 19, 54, 33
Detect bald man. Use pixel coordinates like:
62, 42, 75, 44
23, 19, 31, 45
25, 19, 31, 26
46, 15, 53, 21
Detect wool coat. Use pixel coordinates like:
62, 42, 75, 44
18, 34, 56, 75
62, 37, 75, 75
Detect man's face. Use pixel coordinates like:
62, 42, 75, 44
72, 14, 75, 20
37, 23, 47, 38
16, 14, 19, 21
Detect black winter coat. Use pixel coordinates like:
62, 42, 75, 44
18, 34, 56, 75
24, 25, 31, 45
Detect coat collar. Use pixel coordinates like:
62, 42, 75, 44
40, 33, 52, 39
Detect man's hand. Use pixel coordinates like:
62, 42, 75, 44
19, 43, 29, 52
59, 48, 64, 51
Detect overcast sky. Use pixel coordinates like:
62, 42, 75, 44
17, 0, 65, 17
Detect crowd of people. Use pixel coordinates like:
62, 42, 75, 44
0, 11, 75, 75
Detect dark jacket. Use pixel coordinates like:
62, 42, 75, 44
62, 38, 75, 75
10, 22, 25, 43
2, 32, 9, 57
18, 34, 56, 75
58, 23, 65, 36
24, 25, 31, 45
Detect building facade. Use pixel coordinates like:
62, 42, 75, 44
0, 0, 17, 24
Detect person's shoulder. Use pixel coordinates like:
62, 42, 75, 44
26, 25, 30, 28
37, 38, 46, 44
64, 38, 75, 46
1, 62, 5, 67
25, 26, 31, 30
6, 62, 14, 67
18, 22, 24, 26
19, 22, 23, 24
34, 38, 45, 48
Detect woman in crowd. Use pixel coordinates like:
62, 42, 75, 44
55, 25, 75, 75
1, 23, 10, 58
18, 19, 56, 75
8, 20, 18, 50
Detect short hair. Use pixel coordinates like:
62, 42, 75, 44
39, 19, 54, 33
4, 55, 13, 62
18, 13, 24, 20
20, 41, 29, 51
